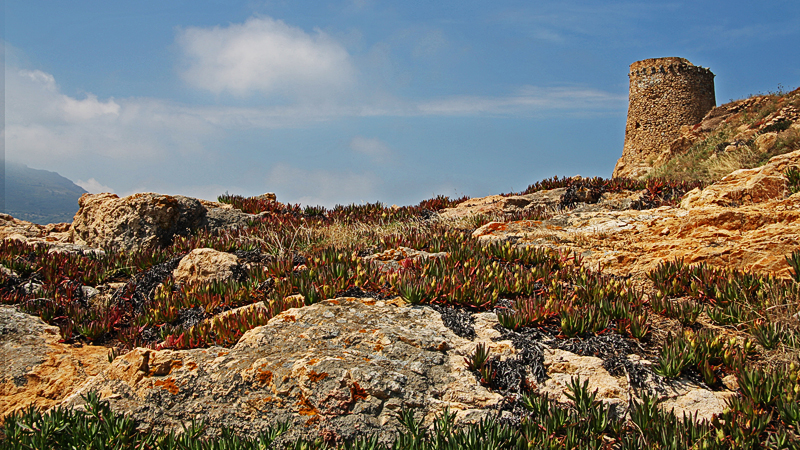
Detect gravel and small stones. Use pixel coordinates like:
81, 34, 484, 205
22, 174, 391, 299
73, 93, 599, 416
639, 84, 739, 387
552, 333, 633, 360
496, 324, 652, 393
0, 273, 22, 292
552, 334, 651, 390
428, 304, 476, 339
111, 255, 185, 313
292, 254, 307, 267
416, 209, 437, 221
232, 249, 274, 265
139, 326, 161, 345
334, 286, 393, 300
229, 264, 248, 283
560, 180, 605, 207
175, 306, 207, 329
488, 327, 549, 426
256, 278, 275, 293
496, 327, 550, 386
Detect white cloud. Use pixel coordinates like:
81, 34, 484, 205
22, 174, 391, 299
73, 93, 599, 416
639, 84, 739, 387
349, 136, 392, 163
177, 16, 356, 99
11, 69, 120, 124
74, 178, 115, 194
417, 86, 626, 116
5, 55, 623, 175
265, 163, 381, 207
19, 69, 57, 91
4, 35, 625, 206
61, 93, 120, 121
5, 61, 219, 167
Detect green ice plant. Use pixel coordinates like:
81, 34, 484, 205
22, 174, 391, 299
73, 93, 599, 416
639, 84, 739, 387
749, 319, 786, 350
653, 333, 695, 379
786, 249, 800, 282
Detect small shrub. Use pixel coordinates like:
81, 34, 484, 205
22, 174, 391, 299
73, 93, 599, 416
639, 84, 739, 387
761, 119, 793, 134
785, 167, 800, 195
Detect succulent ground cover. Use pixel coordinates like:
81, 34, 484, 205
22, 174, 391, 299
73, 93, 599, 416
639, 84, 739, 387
2, 181, 800, 449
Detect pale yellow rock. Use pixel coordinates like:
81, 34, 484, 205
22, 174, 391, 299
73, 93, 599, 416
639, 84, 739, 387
0, 307, 111, 421
71, 193, 207, 251
539, 348, 627, 411
755, 132, 778, 153
680, 149, 798, 208
658, 382, 735, 422
173, 248, 239, 284
472, 188, 800, 279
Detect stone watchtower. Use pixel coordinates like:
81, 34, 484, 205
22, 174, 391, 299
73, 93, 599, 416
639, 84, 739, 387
613, 57, 716, 178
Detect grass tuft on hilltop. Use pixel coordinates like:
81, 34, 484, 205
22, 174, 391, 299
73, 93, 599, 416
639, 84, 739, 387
649, 86, 800, 183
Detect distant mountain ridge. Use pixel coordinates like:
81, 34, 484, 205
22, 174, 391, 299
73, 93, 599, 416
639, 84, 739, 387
2, 161, 87, 224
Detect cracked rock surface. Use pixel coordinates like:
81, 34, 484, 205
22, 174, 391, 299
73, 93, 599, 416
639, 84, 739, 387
62, 297, 502, 444
55, 297, 736, 443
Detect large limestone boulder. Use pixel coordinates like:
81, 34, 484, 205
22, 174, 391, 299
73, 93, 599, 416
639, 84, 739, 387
62, 298, 503, 443
0, 306, 110, 420
58, 298, 734, 442
172, 248, 240, 284
70, 193, 257, 251
71, 193, 207, 251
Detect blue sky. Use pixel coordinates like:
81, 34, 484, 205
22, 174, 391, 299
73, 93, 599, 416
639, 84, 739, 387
4, 1, 799, 206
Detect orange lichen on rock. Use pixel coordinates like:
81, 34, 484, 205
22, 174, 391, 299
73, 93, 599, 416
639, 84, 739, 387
154, 378, 180, 395
0, 338, 110, 421
350, 382, 368, 402
256, 368, 273, 385
473, 222, 508, 236
305, 415, 321, 426
307, 370, 329, 383
296, 393, 319, 416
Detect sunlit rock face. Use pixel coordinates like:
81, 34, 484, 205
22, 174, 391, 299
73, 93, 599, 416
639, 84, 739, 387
70, 193, 257, 251
61, 297, 504, 444
0, 306, 110, 421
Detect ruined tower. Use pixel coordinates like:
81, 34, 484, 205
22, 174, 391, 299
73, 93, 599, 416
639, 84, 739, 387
613, 57, 716, 179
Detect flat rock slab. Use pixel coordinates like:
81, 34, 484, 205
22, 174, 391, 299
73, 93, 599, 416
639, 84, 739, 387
63, 298, 501, 444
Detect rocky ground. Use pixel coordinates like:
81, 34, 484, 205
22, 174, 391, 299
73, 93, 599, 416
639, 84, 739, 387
2, 150, 800, 447
453, 150, 800, 279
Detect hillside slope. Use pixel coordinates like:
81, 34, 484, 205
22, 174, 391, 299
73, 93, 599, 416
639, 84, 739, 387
3, 162, 87, 224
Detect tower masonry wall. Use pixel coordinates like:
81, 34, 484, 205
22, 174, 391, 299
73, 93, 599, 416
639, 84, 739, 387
613, 57, 716, 178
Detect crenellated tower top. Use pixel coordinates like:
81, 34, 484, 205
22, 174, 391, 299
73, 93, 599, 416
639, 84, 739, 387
613, 57, 716, 178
